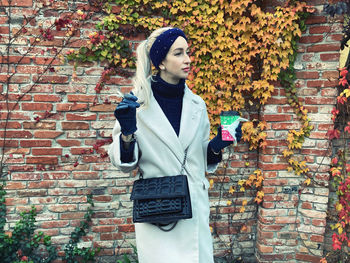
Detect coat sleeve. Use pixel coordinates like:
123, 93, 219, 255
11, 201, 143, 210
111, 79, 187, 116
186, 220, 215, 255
201, 102, 219, 174
108, 119, 139, 173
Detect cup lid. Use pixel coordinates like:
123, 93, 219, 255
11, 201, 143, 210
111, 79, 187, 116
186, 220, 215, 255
220, 110, 239, 116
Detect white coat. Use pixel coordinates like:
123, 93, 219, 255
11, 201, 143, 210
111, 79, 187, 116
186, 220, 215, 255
108, 86, 218, 263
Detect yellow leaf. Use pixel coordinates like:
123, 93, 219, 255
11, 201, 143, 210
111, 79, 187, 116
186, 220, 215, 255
227, 200, 232, 206
209, 179, 214, 189
336, 203, 343, 212
242, 200, 247, 206
338, 226, 343, 235
229, 186, 235, 194
304, 178, 311, 186
240, 206, 245, 213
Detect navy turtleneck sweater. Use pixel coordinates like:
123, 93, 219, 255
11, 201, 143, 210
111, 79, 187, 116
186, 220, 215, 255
151, 74, 184, 136
119, 75, 221, 164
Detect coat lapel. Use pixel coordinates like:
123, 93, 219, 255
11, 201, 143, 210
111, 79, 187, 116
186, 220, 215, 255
137, 86, 203, 164
178, 87, 203, 151
138, 94, 185, 163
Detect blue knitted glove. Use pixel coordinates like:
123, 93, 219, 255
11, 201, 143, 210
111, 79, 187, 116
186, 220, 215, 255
210, 123, 242, 153
235, 122, 242, 143
114, 92, 140, 135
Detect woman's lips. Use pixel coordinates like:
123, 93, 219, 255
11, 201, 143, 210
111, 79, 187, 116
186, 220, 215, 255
183, 67, 190, 72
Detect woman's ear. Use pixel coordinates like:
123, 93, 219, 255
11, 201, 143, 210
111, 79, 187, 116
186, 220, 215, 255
159, 63, 165, 71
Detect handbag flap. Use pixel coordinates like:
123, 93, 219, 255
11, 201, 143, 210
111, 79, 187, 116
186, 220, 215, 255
130, 175, 189, 200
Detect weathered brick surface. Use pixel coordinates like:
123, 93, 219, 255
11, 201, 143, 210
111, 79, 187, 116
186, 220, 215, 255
0, 0, 342, 262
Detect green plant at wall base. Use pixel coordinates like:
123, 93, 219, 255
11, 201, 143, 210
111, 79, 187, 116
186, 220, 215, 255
0, 183, 57, 263
62, 194, 100, 263
0, 183, 99, 263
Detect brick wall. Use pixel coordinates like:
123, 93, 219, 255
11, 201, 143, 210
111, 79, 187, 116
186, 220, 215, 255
0, 0, 342, 262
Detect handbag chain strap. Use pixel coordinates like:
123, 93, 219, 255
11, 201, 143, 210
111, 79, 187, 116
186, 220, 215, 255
180, 147, 188, 175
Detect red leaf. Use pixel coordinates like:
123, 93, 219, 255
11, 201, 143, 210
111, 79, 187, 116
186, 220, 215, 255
344, 123, 350, 134
327, 129, 340, 140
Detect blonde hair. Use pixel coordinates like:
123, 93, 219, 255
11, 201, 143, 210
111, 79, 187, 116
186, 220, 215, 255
132, 27, 173, 108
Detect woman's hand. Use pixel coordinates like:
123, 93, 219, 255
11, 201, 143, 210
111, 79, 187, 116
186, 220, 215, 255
210, 123, 242, 153
114, 92, 140, 136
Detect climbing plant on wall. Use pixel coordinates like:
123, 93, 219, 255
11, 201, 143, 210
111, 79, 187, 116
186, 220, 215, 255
68, 0, 313, 188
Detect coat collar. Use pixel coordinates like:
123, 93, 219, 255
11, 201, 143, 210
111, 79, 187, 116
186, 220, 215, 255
138, 86, 204, 163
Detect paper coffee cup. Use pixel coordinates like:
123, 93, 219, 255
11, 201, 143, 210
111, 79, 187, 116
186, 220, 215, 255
220, 111, 240, 141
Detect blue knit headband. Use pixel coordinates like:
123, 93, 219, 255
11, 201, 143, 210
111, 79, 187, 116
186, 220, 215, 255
149, 28, 187, 69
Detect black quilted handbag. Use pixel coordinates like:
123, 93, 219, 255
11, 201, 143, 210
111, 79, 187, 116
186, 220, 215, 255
130, 149, 192, 231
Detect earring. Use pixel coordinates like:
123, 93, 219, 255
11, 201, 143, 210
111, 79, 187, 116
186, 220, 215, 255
160, 66, 165, 71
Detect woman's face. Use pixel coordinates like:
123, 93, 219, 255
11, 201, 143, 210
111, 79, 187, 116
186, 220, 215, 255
159, 36, 191, 84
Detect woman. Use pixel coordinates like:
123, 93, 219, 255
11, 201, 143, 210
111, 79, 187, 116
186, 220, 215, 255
108, 27, 242, 263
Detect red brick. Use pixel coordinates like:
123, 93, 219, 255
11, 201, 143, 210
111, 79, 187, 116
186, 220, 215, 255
93, 195, 112, 202
66, 113, 97, 121
22, 103, 53, 111
22, 122, 56, 130
258, 254, 285, 261
0, 55, 31, 64
304, 97, 336, 104
312, 219, 326, 227
33, 75, 68, 84
33, 57, 62, 65
4, 181, 26, 189
0, 130, 32, 138
48, 204, 77, 212
57, 139, 81, 147
5, 197, 28, 206
28, 181, 55, 189
42, 172, 70, 180
118, 224, 135, 232
262, 114, 292, 122
305, 15, 327, 25
302, 202, 312, 209
299, 35, 323, 44
20, 140, 52, 147
34, 131, 63, 138
0, 121, 21, 129
67, 95, 96, 103
56, 103, 88, 112
320, 53, 340, 61
72, 172, 99, 180
41, 220, 70, 228
61, 212, 85, 220
92, 212, 114, 218
302, 54, 314, 62
263, 179, 288, 186
26, 157, 58, 164
0, 139, 18, 147
32, 148, 62, 156
257, 243, 274, 253
295, 71, 319, 79
295, 253, 321, 262
310, 234, 324, 242
100, 233, 123, 240
92, 225, 116, 233
307, 43, 340, 53
61, 122, 89, 130
34, 94, 62, 102
309, 25, 331, 34
329, 34, 343, 41
105, 77, 132, 85
2, 0, 33, 6
275, 217, 297, 224
90, 104, 115, 112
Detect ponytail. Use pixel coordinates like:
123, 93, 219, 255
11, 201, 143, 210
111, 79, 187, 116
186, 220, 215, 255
132, 40, 152, 108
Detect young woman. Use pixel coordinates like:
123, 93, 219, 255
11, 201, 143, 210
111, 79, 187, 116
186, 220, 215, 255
108, 27, 242, 263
